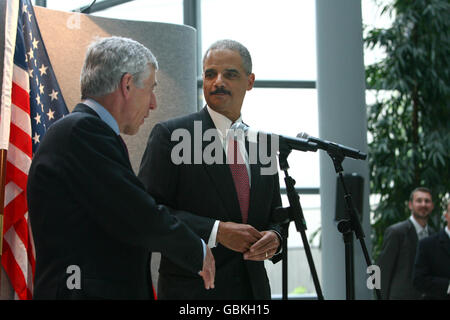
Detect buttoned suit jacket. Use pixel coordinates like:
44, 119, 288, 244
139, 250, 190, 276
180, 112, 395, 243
376, 219, 431, 299
27, 103, 204, 299
413, 229, 450, 299
138, 107, 282, 299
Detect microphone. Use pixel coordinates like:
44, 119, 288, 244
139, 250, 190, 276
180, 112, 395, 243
231, 123, 318, 152
297, 132, 367, 160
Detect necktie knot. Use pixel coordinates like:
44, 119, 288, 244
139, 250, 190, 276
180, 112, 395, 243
418, 229, 428, 240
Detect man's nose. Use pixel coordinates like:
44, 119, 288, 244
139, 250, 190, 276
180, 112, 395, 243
214, 73, 225, 87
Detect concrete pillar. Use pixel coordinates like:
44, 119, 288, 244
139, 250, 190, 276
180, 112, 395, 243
315, 0, 372, 299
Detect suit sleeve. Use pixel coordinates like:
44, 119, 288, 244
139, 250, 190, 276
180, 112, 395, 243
138, 122, 216, 242
62, 117, 204, 275
413, 237, 449, 297
376, 227, 400, 299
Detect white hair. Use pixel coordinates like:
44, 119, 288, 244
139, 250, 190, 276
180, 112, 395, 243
80, 36, 158, 99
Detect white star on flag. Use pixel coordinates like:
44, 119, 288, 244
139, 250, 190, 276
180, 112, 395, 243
34, 113, 41, 124
32, 37, 39, 49
47, 108, 55, 120
32, 132, 40, 144
39, 64, 47, 76
49, 89, 58, 101
27, 47, 34, 59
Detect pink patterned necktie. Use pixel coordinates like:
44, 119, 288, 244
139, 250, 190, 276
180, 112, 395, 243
227, 136, 250, 224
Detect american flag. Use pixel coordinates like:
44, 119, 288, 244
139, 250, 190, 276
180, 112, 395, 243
1, 0, 68, 299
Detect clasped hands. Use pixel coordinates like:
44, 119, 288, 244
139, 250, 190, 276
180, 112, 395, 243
216, 221, 280, 261
198, 221, 280, 290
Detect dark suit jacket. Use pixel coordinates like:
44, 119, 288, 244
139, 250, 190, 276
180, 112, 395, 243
376, 219, 425, 299
413, 229, 450, 299
138, 107, 282, 299
27, 103, 204, 299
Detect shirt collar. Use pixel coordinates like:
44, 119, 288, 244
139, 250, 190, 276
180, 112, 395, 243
445, 226, 450, 239
83, 98, 120, 135
206, 105, 242, 140
409, 215, 428, 235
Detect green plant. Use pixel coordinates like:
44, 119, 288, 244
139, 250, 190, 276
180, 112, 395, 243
364, 0, 450, 260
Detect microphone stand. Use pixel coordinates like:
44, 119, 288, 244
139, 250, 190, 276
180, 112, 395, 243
274, 138, 324, 300
326, 144, 381, 300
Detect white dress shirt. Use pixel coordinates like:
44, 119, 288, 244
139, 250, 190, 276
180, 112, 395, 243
409, 215, 429, 240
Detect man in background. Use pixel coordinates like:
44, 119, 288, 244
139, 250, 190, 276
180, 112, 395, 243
413, 199, 450, 299
377, 187, 435, 299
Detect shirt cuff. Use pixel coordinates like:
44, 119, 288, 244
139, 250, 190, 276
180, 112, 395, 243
201, 239, 206, 260
447, 281, 450, 295
208, 220, 220, 248
270, 229, 283, 254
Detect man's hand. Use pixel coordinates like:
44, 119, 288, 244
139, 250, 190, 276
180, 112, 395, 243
199, 245, 215, 290
217, 221, 262, 253
243, 231, 280, 261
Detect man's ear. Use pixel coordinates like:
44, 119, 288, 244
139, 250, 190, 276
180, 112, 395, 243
247, 73, 255, 91
120, 73, 133, 98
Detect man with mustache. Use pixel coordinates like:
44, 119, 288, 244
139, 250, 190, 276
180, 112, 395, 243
138, 39, 282, 299
376, 187, 435, 299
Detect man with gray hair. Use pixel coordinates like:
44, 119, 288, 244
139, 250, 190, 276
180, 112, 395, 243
27, 36, 215, 299
138, 39, 282, 299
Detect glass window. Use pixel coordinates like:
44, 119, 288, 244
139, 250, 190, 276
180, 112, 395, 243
244, 88, 320, 188
201, 0, 317, 81
201, 88, 320, 188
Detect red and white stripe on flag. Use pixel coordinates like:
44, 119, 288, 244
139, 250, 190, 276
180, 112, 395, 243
1, 0, 34, 300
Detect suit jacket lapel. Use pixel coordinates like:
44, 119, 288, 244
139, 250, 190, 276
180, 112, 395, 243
199, 108, 243, 223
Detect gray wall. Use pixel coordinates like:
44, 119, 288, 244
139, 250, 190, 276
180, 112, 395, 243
1, 4, 197, 299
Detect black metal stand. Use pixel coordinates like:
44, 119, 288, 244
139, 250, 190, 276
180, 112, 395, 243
274, 142, 324, 300
328, 148, 381, 300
